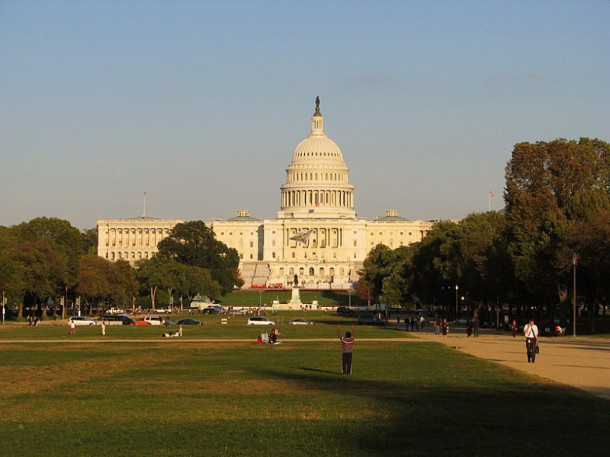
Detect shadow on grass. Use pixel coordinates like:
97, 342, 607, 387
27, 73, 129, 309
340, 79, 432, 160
259, 357, 610, 456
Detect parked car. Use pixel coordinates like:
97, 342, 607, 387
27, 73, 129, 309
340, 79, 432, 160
144, 316, 164, 326
336, 306, 355, 314
176, 318, 202, 326
100, 315, 134, 326
154, 308, 172, 314
203, 305, 226, 314
287, 318, 314, 326
68, 316, 97, 326
453, 317, 470, 326
247, 316, 275, 326
356, 314, 385, 326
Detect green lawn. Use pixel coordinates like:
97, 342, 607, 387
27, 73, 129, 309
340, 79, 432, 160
1, 321, 608, 456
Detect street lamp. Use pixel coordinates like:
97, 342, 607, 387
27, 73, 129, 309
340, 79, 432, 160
455, 284, 459, 317
573, 253, 577, 337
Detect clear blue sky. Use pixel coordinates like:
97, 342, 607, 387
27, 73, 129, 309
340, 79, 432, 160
1, 0, 608, 229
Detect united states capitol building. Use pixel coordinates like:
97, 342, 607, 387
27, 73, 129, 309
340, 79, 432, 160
97, 98, 435, 289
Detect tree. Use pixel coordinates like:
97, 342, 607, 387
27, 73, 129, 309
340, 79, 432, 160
15, 240, 69, 318
505, 138, 610, 312
107, 260, 139, 309
77, 254, 112, 314
157, 221, 243, 295
359, 244, 395, 303
81, 228, 98, 255
135, 256, 177, 309
13, 217, 82, 290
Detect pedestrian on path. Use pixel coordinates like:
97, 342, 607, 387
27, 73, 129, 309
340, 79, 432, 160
337, 324, 355, 375
466, 319, 473, 337
511, 319, 518, 338
524, 318, 539, 363
441, 318, 448, 337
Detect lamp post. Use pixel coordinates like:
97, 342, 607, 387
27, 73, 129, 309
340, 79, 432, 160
573, 253, 577, 337
455, 284, 459, 317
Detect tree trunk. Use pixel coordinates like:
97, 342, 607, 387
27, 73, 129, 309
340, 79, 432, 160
150, 286, 157, 309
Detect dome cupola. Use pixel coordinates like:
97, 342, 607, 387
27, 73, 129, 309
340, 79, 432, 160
278, 97, 356, 219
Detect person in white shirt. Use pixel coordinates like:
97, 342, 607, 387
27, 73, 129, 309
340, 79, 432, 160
523, 319, 539, 363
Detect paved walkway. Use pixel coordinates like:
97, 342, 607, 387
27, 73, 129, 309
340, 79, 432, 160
410, 328, 610, 400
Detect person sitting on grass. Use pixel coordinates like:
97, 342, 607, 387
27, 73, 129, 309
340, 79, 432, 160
269, 328, 281, 344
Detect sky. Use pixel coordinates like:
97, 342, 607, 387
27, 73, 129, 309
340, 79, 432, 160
1, 0, 609, 230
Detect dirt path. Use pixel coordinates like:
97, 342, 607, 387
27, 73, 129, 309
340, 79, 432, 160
411, 329, 610, 400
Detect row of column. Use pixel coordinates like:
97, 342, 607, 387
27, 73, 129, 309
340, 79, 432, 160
286, 227, 343, 248
106, 227, 170, 247
282, 189, 353, 208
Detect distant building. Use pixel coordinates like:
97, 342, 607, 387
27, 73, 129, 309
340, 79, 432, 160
97, 217, 184, 263
98, 98, 435, 288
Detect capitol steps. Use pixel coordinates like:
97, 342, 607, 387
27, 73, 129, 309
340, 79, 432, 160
239, 262, 270, 289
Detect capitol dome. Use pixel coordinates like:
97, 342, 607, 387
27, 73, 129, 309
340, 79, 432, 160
278, 97, 356, 219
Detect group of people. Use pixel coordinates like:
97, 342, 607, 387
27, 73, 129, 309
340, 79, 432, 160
404, 316, 425, 331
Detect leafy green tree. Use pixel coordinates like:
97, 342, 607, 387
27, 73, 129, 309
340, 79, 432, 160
13, 217, 82, 291
135, 256, 178, 309
175, 263, 222, 301
77, 254, 112, 314
107, 260, 139, 309
15, 240, 69, 318
157, 221, 243, 294
81, 228, 98, 255
359, 244, 395, 302
505, 138, 610, 312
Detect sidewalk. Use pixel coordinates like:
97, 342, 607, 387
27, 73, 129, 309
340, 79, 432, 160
412, 328, 610, 400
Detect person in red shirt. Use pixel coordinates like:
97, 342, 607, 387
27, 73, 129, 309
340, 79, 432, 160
337, 325, 355, 375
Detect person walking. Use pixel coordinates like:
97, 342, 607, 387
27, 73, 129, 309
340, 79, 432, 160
101, 320, 106, 336
69, 319, 76, 335
337, 325, 355, 375
523, 318, 539, 363
511, 319, 518, 338
441, 318, 448, 337
466, 319, 473, 337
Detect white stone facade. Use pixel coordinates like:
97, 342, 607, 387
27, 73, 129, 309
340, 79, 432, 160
97, 98, 435, 287
97, 217, 184, 264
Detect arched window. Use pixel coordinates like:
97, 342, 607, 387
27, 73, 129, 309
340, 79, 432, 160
309, 267, 314, 276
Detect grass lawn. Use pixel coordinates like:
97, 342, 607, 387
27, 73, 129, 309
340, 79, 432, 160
0, 321, 608, 456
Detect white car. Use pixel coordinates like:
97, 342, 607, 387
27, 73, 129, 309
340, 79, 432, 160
247, 316, 275, 326
287, 318, 314, 326
68, 316, 97, 326
143, 316, 164, 326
